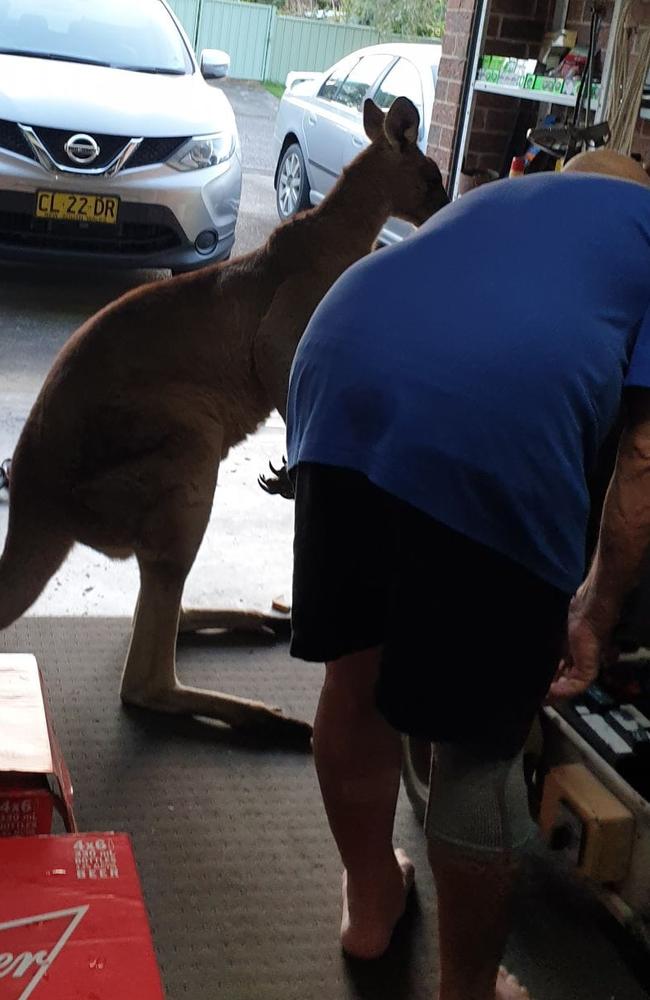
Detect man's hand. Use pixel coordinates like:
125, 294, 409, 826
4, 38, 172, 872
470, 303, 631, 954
550, 389, 650, 701
549, 587, 617, 701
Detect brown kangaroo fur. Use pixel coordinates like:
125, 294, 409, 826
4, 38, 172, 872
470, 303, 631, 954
0, 98, 447, 738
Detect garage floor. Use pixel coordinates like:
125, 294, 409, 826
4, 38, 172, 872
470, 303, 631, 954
2, 617, 647, 1000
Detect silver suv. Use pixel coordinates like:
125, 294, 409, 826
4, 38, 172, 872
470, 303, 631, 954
0, 0, 242, 272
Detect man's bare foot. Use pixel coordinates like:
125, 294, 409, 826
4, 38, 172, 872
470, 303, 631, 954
341, 848, 415, 960
496, 966, 532, 999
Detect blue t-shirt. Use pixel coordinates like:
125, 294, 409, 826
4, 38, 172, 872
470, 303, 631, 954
287, 174, 650, 594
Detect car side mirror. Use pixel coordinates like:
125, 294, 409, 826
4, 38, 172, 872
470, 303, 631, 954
200, 49, 230, 80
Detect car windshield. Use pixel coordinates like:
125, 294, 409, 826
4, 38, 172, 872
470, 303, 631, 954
0, 0, 193, 74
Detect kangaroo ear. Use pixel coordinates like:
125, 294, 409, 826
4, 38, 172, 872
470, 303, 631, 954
385, 97, 420, 150
363, 98, 385, 143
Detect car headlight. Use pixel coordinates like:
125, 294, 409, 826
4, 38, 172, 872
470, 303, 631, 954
168, 132, 235, 171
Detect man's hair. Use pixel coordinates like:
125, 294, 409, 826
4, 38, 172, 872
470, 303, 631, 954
562, 148, 650, 187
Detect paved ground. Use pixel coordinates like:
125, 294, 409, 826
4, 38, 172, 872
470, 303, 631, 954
222, 78, 282, 256
0, 80, 294, 616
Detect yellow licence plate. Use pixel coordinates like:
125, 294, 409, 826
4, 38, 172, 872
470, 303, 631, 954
35, 191, 119, 224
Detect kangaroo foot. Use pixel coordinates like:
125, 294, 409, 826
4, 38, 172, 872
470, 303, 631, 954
178, 607, 290, 638
121, 682, 312, 743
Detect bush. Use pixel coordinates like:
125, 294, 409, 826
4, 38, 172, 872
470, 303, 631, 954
343, 0, 446, 38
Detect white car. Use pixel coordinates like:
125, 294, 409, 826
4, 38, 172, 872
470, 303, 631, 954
273, 43, 441, 244
0, 0, 242, 272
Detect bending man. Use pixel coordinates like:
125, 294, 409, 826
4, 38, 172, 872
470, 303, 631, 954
286, 149, 650, 1000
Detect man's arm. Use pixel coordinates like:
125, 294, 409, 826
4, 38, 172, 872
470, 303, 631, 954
551, 388, 650, 698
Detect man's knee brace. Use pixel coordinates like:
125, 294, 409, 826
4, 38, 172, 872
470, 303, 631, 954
424, 744, 536, 857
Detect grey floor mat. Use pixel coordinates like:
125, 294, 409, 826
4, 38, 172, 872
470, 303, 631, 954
1, 618, 647, 1000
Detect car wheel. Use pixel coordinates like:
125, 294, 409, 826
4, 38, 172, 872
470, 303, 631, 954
401, 736, 433, 825
276, 143, 311, 220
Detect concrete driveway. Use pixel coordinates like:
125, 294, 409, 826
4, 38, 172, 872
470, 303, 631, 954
0, 80, 294, 615
224, 79, 282, 253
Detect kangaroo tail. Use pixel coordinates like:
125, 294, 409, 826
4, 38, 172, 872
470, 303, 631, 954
0, 448, 73, 629
0, 505, 72, 629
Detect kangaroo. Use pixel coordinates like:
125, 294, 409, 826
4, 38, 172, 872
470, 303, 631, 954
0, 98, 448, 738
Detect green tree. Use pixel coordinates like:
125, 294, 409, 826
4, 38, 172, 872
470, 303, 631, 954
250, 1, 337, 9
343, 0, 446, 38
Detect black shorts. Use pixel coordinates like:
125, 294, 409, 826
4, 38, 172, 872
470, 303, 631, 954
291, 463, 571, 758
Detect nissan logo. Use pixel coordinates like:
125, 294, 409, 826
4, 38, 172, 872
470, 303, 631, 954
64, 133, 100, 165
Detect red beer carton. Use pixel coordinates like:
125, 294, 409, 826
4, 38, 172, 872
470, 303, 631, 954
0, 655, 75, 835
0, 833, 165, 998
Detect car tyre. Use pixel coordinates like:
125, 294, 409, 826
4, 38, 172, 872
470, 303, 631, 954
276, 142, 311, 220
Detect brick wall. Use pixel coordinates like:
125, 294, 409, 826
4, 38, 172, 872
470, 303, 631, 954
565, 0, 613, 46
427, 0, 477, 185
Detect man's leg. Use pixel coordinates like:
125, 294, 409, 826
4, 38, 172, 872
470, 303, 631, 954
429, 843, 528, 1000
426, 746, 534, 1000
313, 645, 414, 960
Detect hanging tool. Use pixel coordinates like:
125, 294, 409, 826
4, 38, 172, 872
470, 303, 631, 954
527, 3, 610, 163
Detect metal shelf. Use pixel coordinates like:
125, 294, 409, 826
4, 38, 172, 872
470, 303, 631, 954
449, 0, 624, 200
474, 79, 594, 109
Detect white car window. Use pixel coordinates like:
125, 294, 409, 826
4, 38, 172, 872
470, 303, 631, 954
335, 54, 395, 112
318, 54, 360, 103
374, 58, 424, 118
0, 0, 192, 74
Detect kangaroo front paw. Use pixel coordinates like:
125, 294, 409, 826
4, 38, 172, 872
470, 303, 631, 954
258, 458, 294, 499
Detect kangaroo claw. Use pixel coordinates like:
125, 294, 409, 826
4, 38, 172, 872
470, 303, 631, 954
257, 457, 294, 499
0, 458, 11, 497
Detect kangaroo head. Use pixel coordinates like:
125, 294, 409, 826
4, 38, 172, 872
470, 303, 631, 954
363, 97, 448, 226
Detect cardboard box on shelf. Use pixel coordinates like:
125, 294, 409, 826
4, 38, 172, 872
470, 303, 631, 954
539, 29, 578, 71
479, 56, 537, 88
0, 655, 75, 836
533, 75, 557, 95
0, 833, 165, 998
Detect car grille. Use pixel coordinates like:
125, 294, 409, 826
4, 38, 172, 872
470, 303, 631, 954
0, 120, 189, 171
0, 209, 181, 254
0, 119, 33, 159
126, 136, 187, 169
31, 126, 130, 169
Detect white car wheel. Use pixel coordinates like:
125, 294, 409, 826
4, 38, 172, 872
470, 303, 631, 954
276, 143, 310, 219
